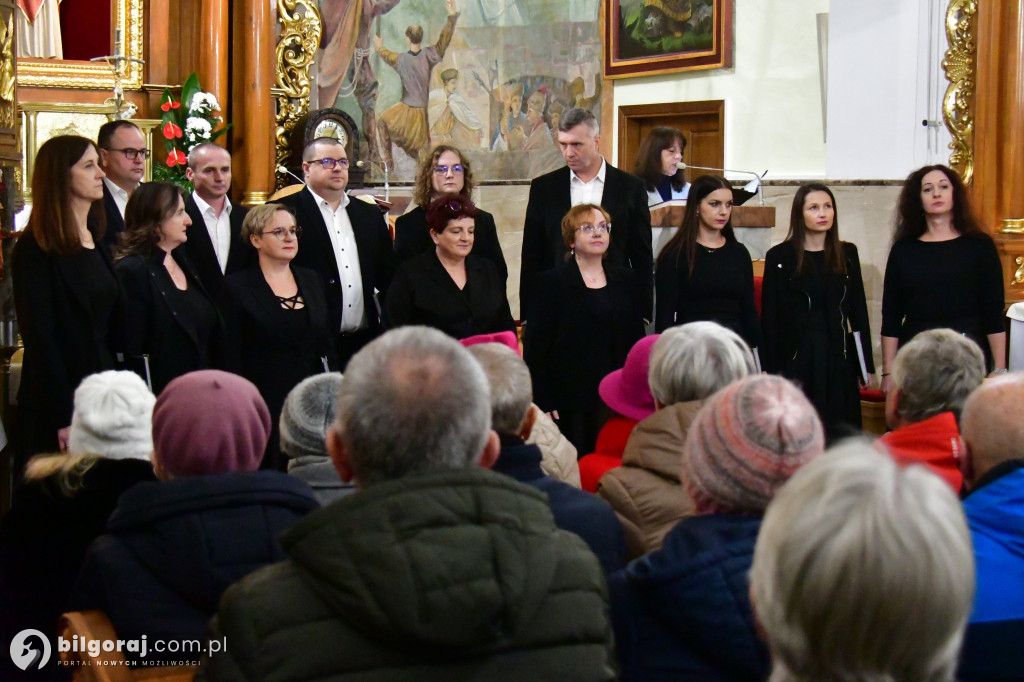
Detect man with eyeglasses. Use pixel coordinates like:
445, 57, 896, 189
520, 108, 652, 325
182, 143, 252, 296
278, 137, 396, 363
97, 120, 148, 247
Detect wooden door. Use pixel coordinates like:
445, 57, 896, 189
617, 100, 724, 180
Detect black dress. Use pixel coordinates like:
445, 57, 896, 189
655, 239, 762, 349
383, 251, 515, 339
115, 251, 222, 395
524, 262, 645, 455
218, 265, 338, 470
882, 234, 1004, 370
11, 233, 119, 456
761, 241, 874, 441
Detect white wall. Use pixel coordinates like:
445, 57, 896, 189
612, 0, 830, 180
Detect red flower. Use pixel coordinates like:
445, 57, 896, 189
162, 122, 183, 139
166, 150, 186, 166
160, 99, 181, 112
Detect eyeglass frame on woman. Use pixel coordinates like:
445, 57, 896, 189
259, 226, 303, 240
577, 222, 611, 234
105, 147, 151, 160
432, 164, 465, 175
309, 157, 350, 170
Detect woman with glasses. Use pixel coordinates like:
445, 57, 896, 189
114, 182, 222, 396
524, 204, 646, 455
384, 193, 515, 339
393, 145, 507, 281
12, 135, 120, 455
655, 174, 762, 351
218, 203, 337, 470
635, 126, 690, 206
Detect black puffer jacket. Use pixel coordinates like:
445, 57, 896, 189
69, 471, 318, 660
198, 467, 617, 681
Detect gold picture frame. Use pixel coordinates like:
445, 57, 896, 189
16, 0, 144, 90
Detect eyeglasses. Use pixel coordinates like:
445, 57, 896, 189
106, 147, 151, 160
577, 222, 611, 234
432, 164, 465, 175
260, 226, 303, 240
309, 157, 349, 170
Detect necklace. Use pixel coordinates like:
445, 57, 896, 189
698, 242, 723, 254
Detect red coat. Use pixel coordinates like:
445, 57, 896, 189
578, 416, 638, 493
876, 411, 963, 492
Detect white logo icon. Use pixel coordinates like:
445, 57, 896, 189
10, 629, 51, 671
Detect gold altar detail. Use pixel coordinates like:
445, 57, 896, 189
942, 0, 977, 185
0, 14, 14, 130
1015, 256, 1024, 286
274, 0, 321, 188
16, 0, 144, 90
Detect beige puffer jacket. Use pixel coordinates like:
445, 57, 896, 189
526, 405, 581, 488
596, 400, 703, 558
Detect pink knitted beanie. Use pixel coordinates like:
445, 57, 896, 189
682, 374, 824, 515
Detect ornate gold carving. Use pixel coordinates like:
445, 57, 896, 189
942, 0, 977, 184
0, 14, 15, 129
1003, 219, 1024, 234
275, 0, 322, 188
1015, 256, 1024, 286
16, 0, 144, 90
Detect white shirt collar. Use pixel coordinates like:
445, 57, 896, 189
192, 191, 232, 218
307, 186, 350, 212
569, 158, 607, 185
102, 176, 130, 201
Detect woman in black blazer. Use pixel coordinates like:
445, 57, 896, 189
12, 135, 119, 455
218, 203, 337, 470
761, 183, 873, 441
115, 182, 222, 396
524, 204, 646, 455
393, 145, 507, 281
385, 193, 515, 339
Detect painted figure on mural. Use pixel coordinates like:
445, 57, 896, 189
374, 0, 460, 167
429, 68, 485, 149
317, 0, 403, 163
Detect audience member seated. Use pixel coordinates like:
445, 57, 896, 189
877, 328, 984, 492
461, 331, 581, 487
200, 327, 616, 680
468, 342, 626, 573
957, 374, 1024, 680
579, 335, 659, 493
0, 371, 156, 682
68, 370, 318, 662
598, 322, 754, 557
610, 374, 824, 682
751, 442, 973, 682
280, 372, 355, 506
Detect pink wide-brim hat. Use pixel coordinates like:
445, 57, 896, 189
598, 334, 660, 421
460, 331, 520, 356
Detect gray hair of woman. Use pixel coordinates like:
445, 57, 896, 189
647, 321, 756, 406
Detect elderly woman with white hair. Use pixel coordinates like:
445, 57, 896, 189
750, 442, 973, 682
597, 321, 755, 557
609, 373, 825, 682
0, 371, 157, 673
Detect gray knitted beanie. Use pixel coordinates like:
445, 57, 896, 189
280, 372, 344, 459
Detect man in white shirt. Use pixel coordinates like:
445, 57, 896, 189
278, 137, 396, 363
97, 120, 148, 247
519, 108, 652, 322
182, 143, 251, 296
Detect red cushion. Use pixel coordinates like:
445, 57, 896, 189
860, 388, 885, 402
753, 276, 763, 317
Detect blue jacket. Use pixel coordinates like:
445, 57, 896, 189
493, 438, 626, 574
959, 461, 1024, 681
69, 471, 318, 661
609, 514, 769, 682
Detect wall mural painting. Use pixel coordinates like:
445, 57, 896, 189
315, 0, 602, 181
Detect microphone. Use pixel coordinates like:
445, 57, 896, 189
676, 162, 768, 206
276, 165, 305, 185
356, 159, 390, 202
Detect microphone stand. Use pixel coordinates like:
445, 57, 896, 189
356, 159, 390, 202
678, 162, 768, 206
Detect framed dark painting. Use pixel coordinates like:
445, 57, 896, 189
603, 0, 733, 79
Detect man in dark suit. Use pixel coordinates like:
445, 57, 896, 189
182, 143, 252, 296
519, 108, 652, 322
97, 120, 147, 249
278, 137, 396, 364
